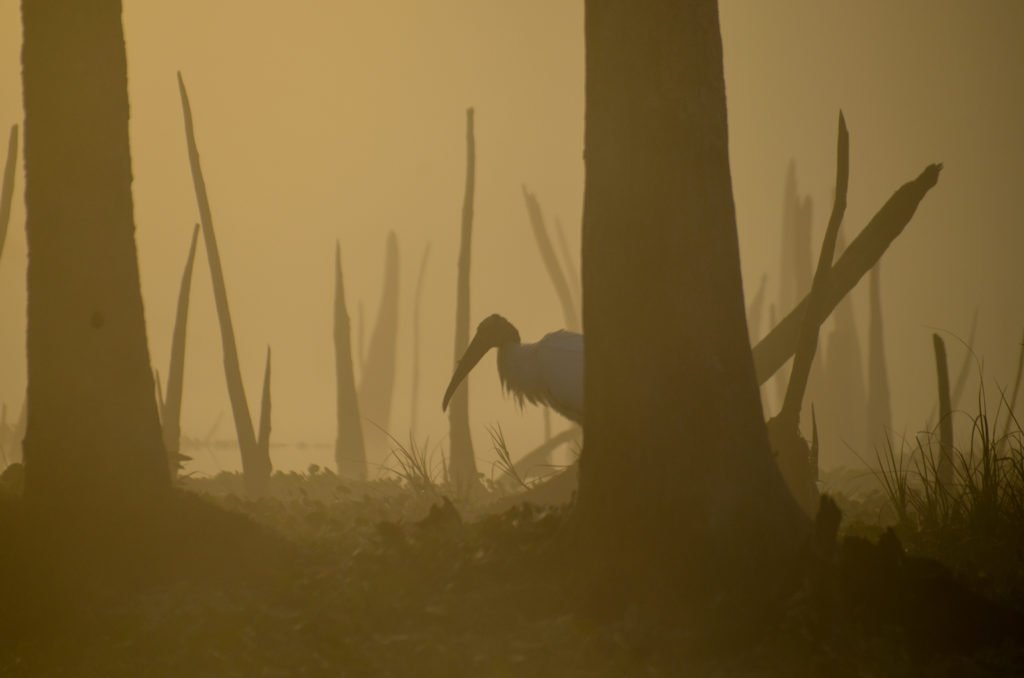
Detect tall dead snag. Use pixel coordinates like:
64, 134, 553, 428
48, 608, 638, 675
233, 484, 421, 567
334, 242, 366, 480
448, 108, 479, 493
358, 232, 399, 472
866, 262, 892, 456
522, 186, 580, 331
933, 334, 954, 491
410, 243, 431, 439
774, 165, 813, 409
22, 0, 169, 503
161, 223, 200, 476
768, 112, 848, 517
577, 0, 807, 613
926, 309, 978, 430
178, 73, 271, 496
754, 163, 943, 385
0, 125, 17, 265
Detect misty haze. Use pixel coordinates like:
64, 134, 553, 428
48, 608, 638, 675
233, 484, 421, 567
1, 1, 1023, 675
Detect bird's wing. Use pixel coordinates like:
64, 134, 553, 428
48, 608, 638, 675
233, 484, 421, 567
534, 330, 584, 424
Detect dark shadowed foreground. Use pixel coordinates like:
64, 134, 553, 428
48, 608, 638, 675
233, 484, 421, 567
0, 468, 1022, 677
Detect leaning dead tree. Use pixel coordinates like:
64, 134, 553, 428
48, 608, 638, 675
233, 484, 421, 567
753, 162, 943, 385
522, 186, 580, 331
767, 112, 849, 517
178, 73, 272, 496
447, 108, 480, 494
334, 242, 366, 480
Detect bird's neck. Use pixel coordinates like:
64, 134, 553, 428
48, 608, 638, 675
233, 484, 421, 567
495, 341, 527, 389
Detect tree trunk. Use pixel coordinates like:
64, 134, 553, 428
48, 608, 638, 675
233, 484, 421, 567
576, 0, 806, 610
358, 232, 399, 473
334, 242, 366, 480
447, 109, 479, 494
21, 0, 169, 504
866, 263, 892, 456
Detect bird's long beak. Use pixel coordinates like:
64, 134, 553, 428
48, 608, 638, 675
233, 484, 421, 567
442, 329, 495, 412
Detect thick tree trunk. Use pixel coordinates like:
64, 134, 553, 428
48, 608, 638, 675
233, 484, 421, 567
21, 0, 169, 503
576, 0, 806, 608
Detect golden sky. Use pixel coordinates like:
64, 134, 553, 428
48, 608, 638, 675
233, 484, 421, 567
1, 2, 1022, 476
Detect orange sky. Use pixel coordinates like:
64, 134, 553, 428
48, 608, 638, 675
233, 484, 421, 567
1, 2, 1022, 476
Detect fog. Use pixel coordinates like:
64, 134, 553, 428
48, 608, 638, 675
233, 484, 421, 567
1, 1, 1023, 476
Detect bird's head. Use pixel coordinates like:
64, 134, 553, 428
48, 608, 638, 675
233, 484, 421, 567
442, 314, 520, 412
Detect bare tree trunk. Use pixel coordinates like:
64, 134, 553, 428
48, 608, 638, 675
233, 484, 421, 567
334, 242, 366, 480
0, 125, 17, 265
448, 109, 479, 493
410, 243, 431, 439
161, 224, 200, 476
178, 74, 271, 496
769, 113, 848, 517
22, 0, 168, 503
577, 0, 806, 612
866, 262, 892, 456
358, 232, 399, 473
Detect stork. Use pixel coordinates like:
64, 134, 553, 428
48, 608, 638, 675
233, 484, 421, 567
442, 314, 584, 424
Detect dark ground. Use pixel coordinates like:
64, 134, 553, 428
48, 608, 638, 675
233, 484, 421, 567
0, 466, 1022, 677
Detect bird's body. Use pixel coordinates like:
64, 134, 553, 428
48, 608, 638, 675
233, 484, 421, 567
496, 329, 584, 424
443, 315, 584, 424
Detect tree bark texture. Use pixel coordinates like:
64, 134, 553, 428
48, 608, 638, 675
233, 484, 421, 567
22, 0, 169, 502
577, 0, 806, 604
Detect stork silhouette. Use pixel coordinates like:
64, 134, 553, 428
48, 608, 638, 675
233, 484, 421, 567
442, 314, 583, 424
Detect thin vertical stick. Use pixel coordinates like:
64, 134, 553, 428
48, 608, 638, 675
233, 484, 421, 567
410, 242, 431, 437
449, 108, 479, 493
0, 125, 17, 265
933, 334, 954, 491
